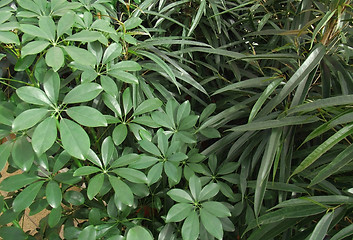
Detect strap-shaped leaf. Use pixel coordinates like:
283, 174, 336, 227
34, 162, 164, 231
308, 211, 333, 240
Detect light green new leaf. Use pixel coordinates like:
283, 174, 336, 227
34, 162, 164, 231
12, 136, 35, 171
63, 46, 96, 66
291, 123, 353, 177
46, 180, 62, 208
12, 108, 49, 132
102, 43, 122, 64
166, 203, 193, 222
46, 47, 64, 72
109, 176, 134, 206
167, 189, 193, 203
112, 124, 128, 146
108, 70, 139, 84
39, 16, 56, 41
60, 119, 90, 160
0, 31, 20, 45
87, 173, 104, 200
66, 30, 102, 42
113, 168, 148, 184
32, 117, 57, 155
182, 211, 199, 240
16, 86, 53, 106
202, 201, 231, 218
43, 70, 60, 104
200, 208, 223, 239
73, 166, 101, 176
12, 181, 44, 212
67, 106, 107, 127
134, 98, 162, 116
63, 83, 102, 104
57, 12, 75, 38
308, 211, 334, 240
21, 40, 50, 57
126, 226, 153, 240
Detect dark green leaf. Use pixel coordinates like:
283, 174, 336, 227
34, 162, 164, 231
167, 189, 193, 203
112, 124, 128, 146
48, 206, 62, 227
113, 168, 148, 184
166, 203, 193, 222
202, 201, 230, 218
64, 191, 85, 206
73, 166, 101, 176
134, 98, 162, 116
13, 180, 44, 212
12, 136, 35, 171
46, 180, 62, 208
109, 176, 134, 207
78, 225, 96, 240
126, 226, 153, 240
63, 46, 96, 66
46, 47, 64, 72
0, 173, 40, 192
87, 173, 104, 200
200, 208, 223, 239
108, 70, 139, 84
182, 211, 199, 240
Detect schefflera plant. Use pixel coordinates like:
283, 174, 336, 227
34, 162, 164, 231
165, 175, 233, 240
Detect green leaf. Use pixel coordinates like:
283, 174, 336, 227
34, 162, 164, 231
12, 108, 49, 132
124, 17, 142, 30
102, 93, 122, 118
60, 118, 90, 160
310, 10, 336, 49
13, 180, 44, 212
87, 173, 104, 200
200, 208, 223, 239
53, 151, 71, 173
113, 168, 148, 184
147, 162, 163, 185
187, 0, 206, 37
308, 211, 333, 240
46, 47, 64, 72
189, 175, 201, 201
110, 153, 140, 168
177, 101, 191, 125
199, 183, 220, 201
66, 30, 102, 42
63, 83, 102, 104
78, 225, 96, 240
43, 70, 60, 104
134, 98, 162, 116
202, 201, 230, 218
0, 142, 11, 171
46, 180, 62, 208
112, 124, 128, 146
126, 226, 153, 240
108, 70, 139, 84
12, 136, 35, 171
331, 223, 353, 240
101, 136, 114, 167
0, 31, 20, 45
57, 12, 75, 38
272, 196, 353, 209
48, 206, 61, 227
182, 211, 199, 240
139, 139, 161, 156
16, 86, 53, 106
151, 111, 174, 129
0, 174, 40, 192
0, 227, 26, 240
109, 176, 134, 206
166, 203, 193, 222
112, 61, 142, 71
291, 124, 353, 177
101, 75, 118, 98
67, 106, 107, 127
91, 19, 116, 34
64, 191, 85, 206
21, 40, 50, 57
73, 166, 101, 176
20, 24, 48, 39
167, 189, 193, 203
39, 16, 56, 41
164, 161, 179, 183
102, 43, 122, 65
63, 46, 96, 66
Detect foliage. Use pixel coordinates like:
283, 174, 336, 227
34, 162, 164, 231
0, 0, 353, 239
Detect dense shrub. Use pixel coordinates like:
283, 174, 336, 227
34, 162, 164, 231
0, 0, 352, 239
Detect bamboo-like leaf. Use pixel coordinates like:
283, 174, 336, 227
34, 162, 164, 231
187, 0, 206, 37
308, 211, 333, 240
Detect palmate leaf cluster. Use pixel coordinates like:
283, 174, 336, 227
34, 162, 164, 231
0, 0, 353, 239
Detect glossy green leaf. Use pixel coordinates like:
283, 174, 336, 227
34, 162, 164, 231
134, 98, 162, 116
66, 30, 102, 42
39, 16, 56, 41
46, 180, 62, 208
78, 225, 96, 240
0, 173, 40, 192
164, 161, 179, 183
189, 175, 201, 201
0, 226, 26, 240
63, 46, 96, 66
21, 40, 50, 57
53, 150, 71, 173
101, 136, 114, 167
20, 24, 48, 39
48, 206, 62, 227
110, 153, 140, 168
0, 31, 19, 45
12, 108, 49, 132
202, 201, 230, 218
272, 196, 353, 209
16, 86, 52, 106
147, 162, 163, 185
124, 17, 142, 30
63, 83, 102, 104
126, 226, 153, 240
60, 118, 90, 160
331, 223, 353, 240
13, 180, 44, 212
100, 75, 118, 98
166, 203, 193, 222
112, 61, 142, 71
167, 189, 193, 203
87, 173, 104, 200
102, 43, 122, 64
67, 106, 107, 127
182, 210, 199, 240
73, 166, 101, 176
12, 136, 35, 171
109, 176, 134, 206
112, 124, 128, 146
308, 211, 333, 240
0, 142, 11, 171
64, 191, 85, 206
200, 208, 223, 239
57, 12, 75, 38
113, 168, 148, 184
43, 70, 60, 104
139, 139, 161, 156
46, 47, 64, 72
108, 70, 139, 84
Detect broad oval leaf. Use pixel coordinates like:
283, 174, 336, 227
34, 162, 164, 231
87, 173, 104, 200
182, 211, 199, 240
73, 166, 101, 176
166, 203, 193, 222
202, 201, 231, 218
64, 190, 85, 206
12, 181, 44, 212
112, 61, 142, 71
16, 86, 52, 106
66, 106, 107, 127
66, 30, 102, 42
102, 43, 122, 64
0, 173, 40, 192
60, 119, 90, 160
109, 176, 134, 206
134, 98, 162, 116
199, 183, 220, 201
112, 124, 128, 146
46, 180, 62, 208
200, 208, 223, 239
63, 46, 96, 66
113, 168, 148, 184
46, 47, 64, 72
21, 40, 50, 57
48, 206, 61, 228
167, 189, 193, 203
12, 136, 35, 171
43, 70, 60, 104
126, 226, 153, 240
124, 17, 142, 30
139, 139, 160, 156
63, 83, 102, 104
108, 70, 139, 84
12, 108, 49, 132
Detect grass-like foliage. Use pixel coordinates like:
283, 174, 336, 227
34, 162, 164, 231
0, 0, 353, 239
